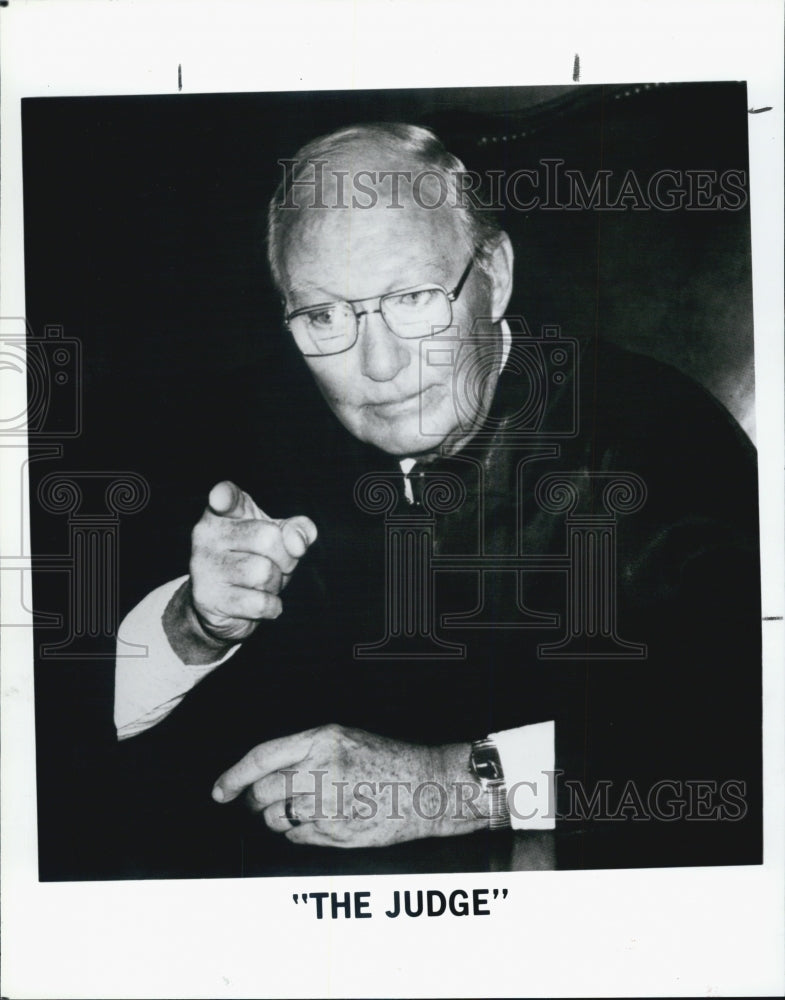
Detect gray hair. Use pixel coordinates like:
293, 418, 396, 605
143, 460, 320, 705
266, 122, 501, 293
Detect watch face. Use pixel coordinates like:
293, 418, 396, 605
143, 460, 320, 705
472, 746, 504, 782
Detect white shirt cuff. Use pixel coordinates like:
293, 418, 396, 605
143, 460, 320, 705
114, 576, 240, 741
489, 721, 556, 830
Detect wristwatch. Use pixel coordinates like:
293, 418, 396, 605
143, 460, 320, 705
469, 737, 511, 830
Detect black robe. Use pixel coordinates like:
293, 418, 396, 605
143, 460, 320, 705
41, 336, 762, 880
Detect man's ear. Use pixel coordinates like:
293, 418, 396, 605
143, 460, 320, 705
487, 231, 514, 322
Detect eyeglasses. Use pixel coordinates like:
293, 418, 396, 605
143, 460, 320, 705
285, 256, 476, 357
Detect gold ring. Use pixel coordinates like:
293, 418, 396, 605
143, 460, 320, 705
284, 797, 301, 827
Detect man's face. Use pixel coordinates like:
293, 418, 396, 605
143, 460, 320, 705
280, 180, 513, 457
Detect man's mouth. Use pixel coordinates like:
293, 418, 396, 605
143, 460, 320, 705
370, 385, 436, 416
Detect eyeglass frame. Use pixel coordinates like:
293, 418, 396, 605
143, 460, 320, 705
284, 254, 477, 357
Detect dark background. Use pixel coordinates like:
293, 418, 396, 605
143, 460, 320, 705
22, 82, 755, 878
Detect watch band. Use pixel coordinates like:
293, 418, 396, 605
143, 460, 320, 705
469, 737, 511, 830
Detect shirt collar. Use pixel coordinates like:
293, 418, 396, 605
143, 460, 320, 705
500, 318, 512, 372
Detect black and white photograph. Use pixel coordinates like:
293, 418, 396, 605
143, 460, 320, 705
24, 80, 763, 882
2, 2, 783, 997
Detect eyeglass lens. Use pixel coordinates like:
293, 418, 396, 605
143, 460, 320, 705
290, 287, 452, 356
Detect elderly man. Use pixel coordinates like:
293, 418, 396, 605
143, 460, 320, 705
114, 123, 760, 876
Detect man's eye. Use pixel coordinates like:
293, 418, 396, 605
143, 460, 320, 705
305, 308, 338, 329
394, 289, 437, 309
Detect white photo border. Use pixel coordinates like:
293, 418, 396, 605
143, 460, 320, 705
1, 1, 783, 997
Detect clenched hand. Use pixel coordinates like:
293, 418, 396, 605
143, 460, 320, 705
162, 480, 317, 663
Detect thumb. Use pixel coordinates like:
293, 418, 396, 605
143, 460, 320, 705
280, 515, 318, 559
208, 481, 262, 520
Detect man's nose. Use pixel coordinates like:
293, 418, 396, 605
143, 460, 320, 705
357, 309, 411, 382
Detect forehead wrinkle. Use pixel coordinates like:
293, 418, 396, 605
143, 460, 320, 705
288, 249, 455, 294
286, 228, 463, 306
281, 192, 470, 306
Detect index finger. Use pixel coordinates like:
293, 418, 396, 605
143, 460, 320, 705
208, 481, 264, 520
212, 729, 317, 802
